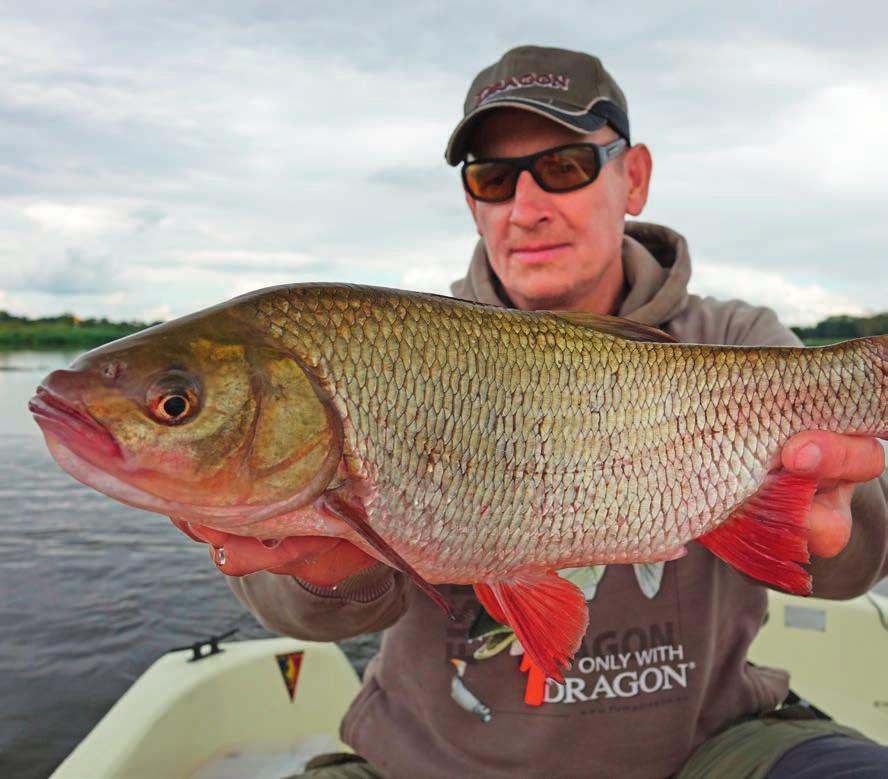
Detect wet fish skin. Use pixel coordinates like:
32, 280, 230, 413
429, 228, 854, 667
29, 283, 888, 679
240, 285, 885, 580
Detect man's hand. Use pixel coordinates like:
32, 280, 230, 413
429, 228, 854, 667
781, 431, 886, 559
171, 519, 378, 586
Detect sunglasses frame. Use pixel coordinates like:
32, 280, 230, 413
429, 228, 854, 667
461, 138, 629, 203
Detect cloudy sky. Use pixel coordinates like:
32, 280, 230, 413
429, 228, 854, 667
2, 1, 886, 326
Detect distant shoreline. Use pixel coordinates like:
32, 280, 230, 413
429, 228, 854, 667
1, 310, 883, 352
0, 320, 154, 351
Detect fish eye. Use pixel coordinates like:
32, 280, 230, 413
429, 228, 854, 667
145, 370, 201, 425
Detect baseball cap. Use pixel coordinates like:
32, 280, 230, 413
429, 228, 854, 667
444, 45, 630, 166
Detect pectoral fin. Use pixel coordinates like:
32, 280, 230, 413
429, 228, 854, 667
473, 571, 588, 683
697, 471, 816, 595
319, 491, 454, 618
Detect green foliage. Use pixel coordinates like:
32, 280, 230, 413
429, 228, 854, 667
0, 311, 159, 350
792, 312, 888, 345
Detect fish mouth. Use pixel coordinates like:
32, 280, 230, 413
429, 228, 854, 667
28, 386, 328, 530
27, 387, 181, 517
29, 387, 123, 462
28, 387, 196, 517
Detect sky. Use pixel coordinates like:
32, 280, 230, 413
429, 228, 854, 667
2, 1, 886, 327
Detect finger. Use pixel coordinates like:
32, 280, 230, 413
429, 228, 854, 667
177, 521, 231, 547
170, 518, 205, 543
782, 431, 885, 484
212, 535, 342, 577
806, 484, 854, 558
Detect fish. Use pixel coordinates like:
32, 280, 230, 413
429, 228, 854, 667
28, 283, 888, 681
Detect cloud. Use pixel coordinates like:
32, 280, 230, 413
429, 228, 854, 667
0, 2, 885, 329
9, 249, 123, 295
22, 203, 125, 235
180, 250, 324, 274
691, 260, 869, 327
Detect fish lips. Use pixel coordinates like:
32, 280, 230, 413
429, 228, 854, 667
29, 386, 123, 463
28, 386, 220, 522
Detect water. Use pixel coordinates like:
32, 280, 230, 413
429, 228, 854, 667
0, 351, 378, 779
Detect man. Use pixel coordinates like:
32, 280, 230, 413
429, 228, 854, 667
177, 46, 888, 777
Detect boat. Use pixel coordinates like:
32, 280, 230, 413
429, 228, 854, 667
748, 588, 888, 743
50, 589, 888, 778
50, 635, 361, 779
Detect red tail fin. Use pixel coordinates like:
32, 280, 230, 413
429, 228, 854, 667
697, 471, 816, 595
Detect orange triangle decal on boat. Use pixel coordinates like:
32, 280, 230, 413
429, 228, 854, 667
275, 651, 304, 702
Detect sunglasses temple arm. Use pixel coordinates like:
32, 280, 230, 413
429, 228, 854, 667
605, 138, 629, 160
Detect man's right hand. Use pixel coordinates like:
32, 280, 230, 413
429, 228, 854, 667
171, 519, 379, 587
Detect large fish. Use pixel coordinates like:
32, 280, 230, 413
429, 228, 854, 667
29, 284, 887, 680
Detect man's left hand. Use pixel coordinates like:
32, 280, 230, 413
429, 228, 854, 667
781, 431, 885, 559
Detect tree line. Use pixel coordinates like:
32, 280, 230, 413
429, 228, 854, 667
790, 312, 888, 344
0, 311, 159, 349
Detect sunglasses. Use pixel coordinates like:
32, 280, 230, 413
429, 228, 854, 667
461, 139, 628, 203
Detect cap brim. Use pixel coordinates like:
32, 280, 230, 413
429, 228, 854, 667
444, 98, 609, 166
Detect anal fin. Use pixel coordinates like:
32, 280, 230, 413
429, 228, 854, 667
473, 571, 588, 683
697, 471, 817, 595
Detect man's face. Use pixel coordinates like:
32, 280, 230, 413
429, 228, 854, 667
465, 108, 650, 314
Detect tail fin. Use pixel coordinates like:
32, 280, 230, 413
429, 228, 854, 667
697, 471, 816, 595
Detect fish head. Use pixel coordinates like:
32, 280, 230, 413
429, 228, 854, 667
28, 308, 342, 529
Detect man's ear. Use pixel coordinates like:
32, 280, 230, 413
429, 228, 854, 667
625, 144, 653, 216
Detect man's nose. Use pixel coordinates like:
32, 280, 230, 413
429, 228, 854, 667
509, 171, 550, 228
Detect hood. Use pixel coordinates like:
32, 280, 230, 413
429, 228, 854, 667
450, 221, 691, 327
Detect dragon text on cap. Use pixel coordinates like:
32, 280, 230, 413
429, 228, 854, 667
475, 73, 570, 106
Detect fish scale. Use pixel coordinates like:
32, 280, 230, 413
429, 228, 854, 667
244, 285, 885, 583
30, 283, 887, 680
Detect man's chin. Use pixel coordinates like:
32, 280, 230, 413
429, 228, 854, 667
506, 282, 579, 312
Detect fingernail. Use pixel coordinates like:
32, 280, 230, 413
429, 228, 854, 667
794, 443, 821, 472
214, 546, 226, 566
261, 538, 282, 549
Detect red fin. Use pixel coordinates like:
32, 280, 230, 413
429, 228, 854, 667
319, 492, 454, 619
473, 581, 508, 625
473, 572, 588, 683
697, 471, 817, 595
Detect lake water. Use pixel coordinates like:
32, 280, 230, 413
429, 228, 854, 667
0, 350, 378, 779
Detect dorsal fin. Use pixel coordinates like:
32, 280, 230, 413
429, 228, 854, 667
549, 311, 676, 343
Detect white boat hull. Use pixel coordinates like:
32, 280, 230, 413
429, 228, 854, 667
749, 589, 888, 744
50, 637, 360, 779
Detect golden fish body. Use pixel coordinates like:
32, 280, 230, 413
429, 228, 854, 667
30, 284, 887, 679
239, 285, 886, 582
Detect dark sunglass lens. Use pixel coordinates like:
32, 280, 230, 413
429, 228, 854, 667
534, 147, 601, 190
465, 161, 517, 201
